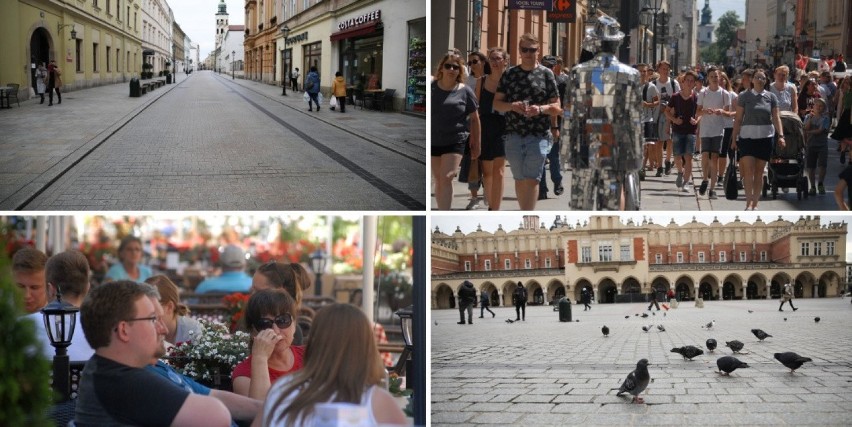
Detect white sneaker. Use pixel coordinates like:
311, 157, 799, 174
465, 198, 482, 210
682, 183, 692, 193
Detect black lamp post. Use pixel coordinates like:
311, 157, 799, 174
232, 50, 235, 80
310, 248, 327, 297
42, 286, 79, 401
755, 38, 761, 65
674, 23, 683, 73
395, 305, 414, 386
641, 0, 663, 66
280, 25, 290, 96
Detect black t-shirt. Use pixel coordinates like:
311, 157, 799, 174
76, 354, 190, 426
431, 81, 478, 147
498, 64, 559, 136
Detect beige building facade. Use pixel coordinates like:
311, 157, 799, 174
432, 215, 847, 310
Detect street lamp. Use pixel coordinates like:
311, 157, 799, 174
42, 286, 79, 401
755, 38, 761, 65
280, 25, 290, 96
232, 50, 235, 80
641, 0, 663, 66
310, 248, 327, 297
674, 23, 683, 73
395, 305, 414, 386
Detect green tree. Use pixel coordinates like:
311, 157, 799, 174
708, 11, 743, 65
0, 233, 53, 426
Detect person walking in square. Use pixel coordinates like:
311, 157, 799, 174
457, 280, 477, 324
779, 282, 798, 311
304, 66, 321, 112
581, 288, 592, 311
290, 68, 300, 92
513, 282, 528, 321
648, 289, 660, 311
479, 289, 495, 318
47, 59, 62, 106
35, 62, 47, 104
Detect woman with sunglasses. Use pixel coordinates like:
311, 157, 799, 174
830, 77, 852, 163
251, 261, 310, 345
731, 70, 786, 210
232, 289, 304, 400
458, 51, 491, 210
258, 304, 407, 426
431, 52, 480, 210
474, 47, 509, 210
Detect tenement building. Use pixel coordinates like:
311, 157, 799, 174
431, 215, 847, 309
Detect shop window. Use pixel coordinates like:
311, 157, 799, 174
93, 42, 99, 72
339, 35, 383, 90
405, 19, 425, 112
303, 41, 321, 79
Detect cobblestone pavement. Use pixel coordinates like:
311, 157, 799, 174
0, 71, 425, 210
439, 151, 844, 211
431, 298, 852, 426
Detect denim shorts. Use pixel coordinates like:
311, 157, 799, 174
672, 133, 696, 156
505, 133, 552, 181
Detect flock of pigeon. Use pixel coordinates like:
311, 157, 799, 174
608, 312, 818, 404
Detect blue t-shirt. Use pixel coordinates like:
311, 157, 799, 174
195, 271, 252, 294
105, 263, 153, 282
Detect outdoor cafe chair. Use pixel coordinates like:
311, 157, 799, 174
6, 83, 20, 107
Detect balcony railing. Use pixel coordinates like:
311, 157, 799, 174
432, 268, 563, 280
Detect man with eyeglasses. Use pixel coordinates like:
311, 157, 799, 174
76, 281, 231, 426
493, 32, 561, 210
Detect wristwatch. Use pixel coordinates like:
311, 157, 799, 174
551, 127, 559, 130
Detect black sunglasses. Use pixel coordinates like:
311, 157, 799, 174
254, 314, 293, 331
468, 59, 480, 65
520, 47, 538, 54
443, 63, 460, 71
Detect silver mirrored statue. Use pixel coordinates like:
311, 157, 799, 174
565, 13, 642, 210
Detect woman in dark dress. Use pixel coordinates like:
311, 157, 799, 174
475, 47, 509, 210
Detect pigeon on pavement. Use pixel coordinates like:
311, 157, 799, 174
602, 325, 610, 337
625, 315, 630, 319
774, 352, 813, 373
726, 340, 745, 353
505, 319, 514, 324
671, 345, 704, 360
706, 339, 717, 352
814, 317, 820, 323
615, 359, 651, 403
716, 356, 749, 375
751, 329, 772, 342
748, 310, 754, 313
641, 313, 649, 318
657, 325, 666, 332
642, 324, 653, 332
702, 320, 716, 329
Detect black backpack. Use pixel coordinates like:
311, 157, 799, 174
514, 286, 527, 302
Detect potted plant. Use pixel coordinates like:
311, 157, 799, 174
166, 320, 250, 391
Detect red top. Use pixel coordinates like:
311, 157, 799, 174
232, 345, 306, 383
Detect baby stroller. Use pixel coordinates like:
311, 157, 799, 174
763, 111, 808, 200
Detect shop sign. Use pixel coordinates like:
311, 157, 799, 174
338, 10, 381, 31
507, 0, 550, 10
285, 32, 309, 46
547, 0, 576, 23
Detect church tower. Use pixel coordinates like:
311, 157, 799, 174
698, 0, 715, 47
700, 0, 712, 26
215, 0, 229, 53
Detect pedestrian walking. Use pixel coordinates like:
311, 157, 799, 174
638, 64, 661, 177
431, 51, 480, 210
835, 164, 852, 209
581, 288, 592, 311
304, 66, 321, 112
477, 47, 509, 210
779, 282, 798, 311
457, 280, 477, 325
648, 289, 660, 311
830, 77, 852, 160
46, 59, 62, 106
666, 288, 675, 303
35, 62, 47, 104
537, 55, 566, 200
654, 61, 680, 176
664, 70, 700, 193
718, 72, 738, 187
290, 68, 300, 92
697, 67, 734, 199
804, 98, 831, 195
479, 290, 495, 318
460, 51, 489, 210
513, 282, 528, 321
331, 71, 347, 113
731, 69, 786, 210
492, 32, 560, 210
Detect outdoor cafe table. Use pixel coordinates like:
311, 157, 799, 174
364, 89, 384, 110
0, 86, 13, 109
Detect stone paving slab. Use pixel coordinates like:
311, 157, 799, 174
431, 298, 852, 426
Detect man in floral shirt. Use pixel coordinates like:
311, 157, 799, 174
493, 32, 561, 210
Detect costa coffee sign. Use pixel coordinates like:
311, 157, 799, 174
337, 10, 381, 31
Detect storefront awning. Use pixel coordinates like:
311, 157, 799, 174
330, 22, 380, 42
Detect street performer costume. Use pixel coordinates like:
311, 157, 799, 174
566, 13, 643, 210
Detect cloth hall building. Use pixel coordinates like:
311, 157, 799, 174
431, 215, 847, 309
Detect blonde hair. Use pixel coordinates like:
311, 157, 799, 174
520, 32, 540, 45
435, 53, 467, 84
145, 275, 190, 316
269, 304, 385, 425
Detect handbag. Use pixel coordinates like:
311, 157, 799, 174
330, 95, 338, 109
724, 160, 738, 200
303, 91, 310, 102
